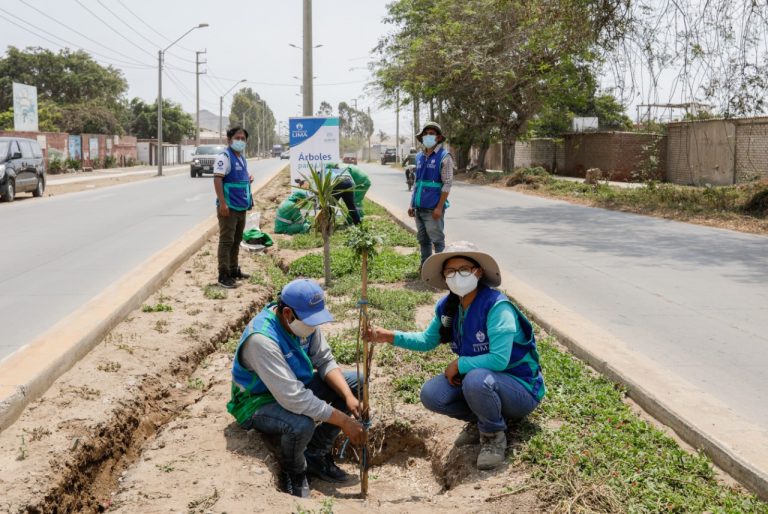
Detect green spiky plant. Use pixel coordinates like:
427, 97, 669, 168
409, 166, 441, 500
294, 163, 353, 287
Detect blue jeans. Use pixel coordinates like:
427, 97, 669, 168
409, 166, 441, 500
242, 371, 360, 473
414, 208, 445, 265
419, 369, 540, 433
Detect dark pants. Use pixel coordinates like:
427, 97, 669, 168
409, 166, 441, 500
333, 177, 361, 225
242, 371, 361, 474
217, 209, 246, 274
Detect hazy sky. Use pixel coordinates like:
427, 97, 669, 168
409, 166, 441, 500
0, 0, 410, 137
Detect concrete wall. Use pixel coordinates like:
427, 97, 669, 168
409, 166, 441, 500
666, 120, 736, 186
561, 132, 663, 181
514, 139, 557, 171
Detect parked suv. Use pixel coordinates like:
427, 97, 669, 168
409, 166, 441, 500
380, 147, 397, 165
190, 144, 227, 177
0, 137, 46, 202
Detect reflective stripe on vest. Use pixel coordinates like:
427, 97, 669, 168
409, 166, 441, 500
221, 147, 252, 211
413, 147, 447, 209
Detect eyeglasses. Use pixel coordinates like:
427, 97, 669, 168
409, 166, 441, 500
443, 266, 477, 278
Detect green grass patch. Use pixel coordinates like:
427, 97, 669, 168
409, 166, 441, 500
203, 284, 227, 300
326, 328, 360, 365
361, 198, 388, 216
141, 303, 173, 313
517, 334, 768, 512
287, 248, 419, 283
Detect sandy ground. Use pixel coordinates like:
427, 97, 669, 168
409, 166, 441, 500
0, 170, 544, 514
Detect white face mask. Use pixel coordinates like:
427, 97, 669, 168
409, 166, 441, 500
289, 317, 316, 338
445, 273, 479, 297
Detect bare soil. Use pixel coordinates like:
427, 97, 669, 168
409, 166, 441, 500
0, 170, 544, 514
456, 171, 768, 236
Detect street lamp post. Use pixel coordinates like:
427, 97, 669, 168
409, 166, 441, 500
219, 79, 247, 143
157, 23, 208, 176
289, 24, 323, 116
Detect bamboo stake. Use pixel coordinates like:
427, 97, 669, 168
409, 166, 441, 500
359, 249, 370, 497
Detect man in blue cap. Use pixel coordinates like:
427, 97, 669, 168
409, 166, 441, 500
227, 279, 364, 498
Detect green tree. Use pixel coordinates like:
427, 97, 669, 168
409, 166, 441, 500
316, 101, 333, 116
374, 0, 632, 171
228, 88, 276, 155
0, 46, 127, 112
127, 98, 194, 143
338, 102, 374, 152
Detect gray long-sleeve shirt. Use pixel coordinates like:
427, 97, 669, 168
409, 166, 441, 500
239, 319, 339, 422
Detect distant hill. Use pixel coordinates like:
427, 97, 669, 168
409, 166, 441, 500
192, 109, 225, 132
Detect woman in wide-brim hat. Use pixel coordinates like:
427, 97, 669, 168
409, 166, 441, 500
368, 241, 546, 470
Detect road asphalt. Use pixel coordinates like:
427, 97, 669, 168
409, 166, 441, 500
0, 158, 282, 362
362, 162, 768, 428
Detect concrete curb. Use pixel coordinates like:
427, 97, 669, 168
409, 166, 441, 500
0, 163, 286, 432
367, 191, 768, 501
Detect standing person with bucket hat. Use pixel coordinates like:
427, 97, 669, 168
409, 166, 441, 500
409, 121, 454, 266
367, 242, 546, 470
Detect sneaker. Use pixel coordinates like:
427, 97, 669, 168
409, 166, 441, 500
280, 471, 310, 498
231, 267, 250, 280
217, 272, 237, 289
455, 423, 480, 446
305, 453, 352, 484
477, 431, 507, 470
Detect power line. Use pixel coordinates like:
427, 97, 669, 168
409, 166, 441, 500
0, 8, 153, 70
16, 0, 148, 68
115, 0, 196, 54
95, 0, 196, 65
74, 0, 155, 60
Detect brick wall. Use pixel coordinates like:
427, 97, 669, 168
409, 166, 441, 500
734, 118, 768, 183
0, 130, 68, 164
561, 132, 663, 181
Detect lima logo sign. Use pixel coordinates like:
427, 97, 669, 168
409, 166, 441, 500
292, 122, 308, 139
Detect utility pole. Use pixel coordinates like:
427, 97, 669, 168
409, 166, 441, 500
303, 0, 313, 116
413, 96, 419, 147
395, 90, 400, 160
157, 50, 163, 175
367, 106, 372, 162
195, 50, 207, 147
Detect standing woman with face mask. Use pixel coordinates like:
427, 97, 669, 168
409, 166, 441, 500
368, 242, 546, 470
409, 121, 454, 266
213, 127, 254, 288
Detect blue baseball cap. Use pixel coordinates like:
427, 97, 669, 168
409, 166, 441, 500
280, 279, 334, 326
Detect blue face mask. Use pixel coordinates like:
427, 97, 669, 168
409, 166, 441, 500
231, 139, 246, 153
422, 134, 437, 148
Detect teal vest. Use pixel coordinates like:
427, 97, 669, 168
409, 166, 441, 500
220, 147, 252, 211
227, 304, 315, 424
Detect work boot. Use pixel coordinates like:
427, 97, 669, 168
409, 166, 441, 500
477, 431, 507, 470
217, 270, 236, 289
231, 267, 250, 280
454, 423, 480, 446
280, 471, 310, 498
305, 452, 352, 483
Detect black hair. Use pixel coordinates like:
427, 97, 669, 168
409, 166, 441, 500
226, 127, 249, 140
277, 299, 299, 320
438, 255, 482, 344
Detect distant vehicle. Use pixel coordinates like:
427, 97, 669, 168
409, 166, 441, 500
190, 145, 226, 178
342, 153, 357, 165
380, 147, 397, 165
272, 144, 284, 158
0, 137, 46, 202
280, 150, 290, 160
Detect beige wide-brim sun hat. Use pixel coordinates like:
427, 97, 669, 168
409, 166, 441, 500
421, 241, 502, 290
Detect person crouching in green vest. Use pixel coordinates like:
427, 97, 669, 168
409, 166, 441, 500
274, 186, 311, 235
343, 164, 371, 218
227, 279, 364, 498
